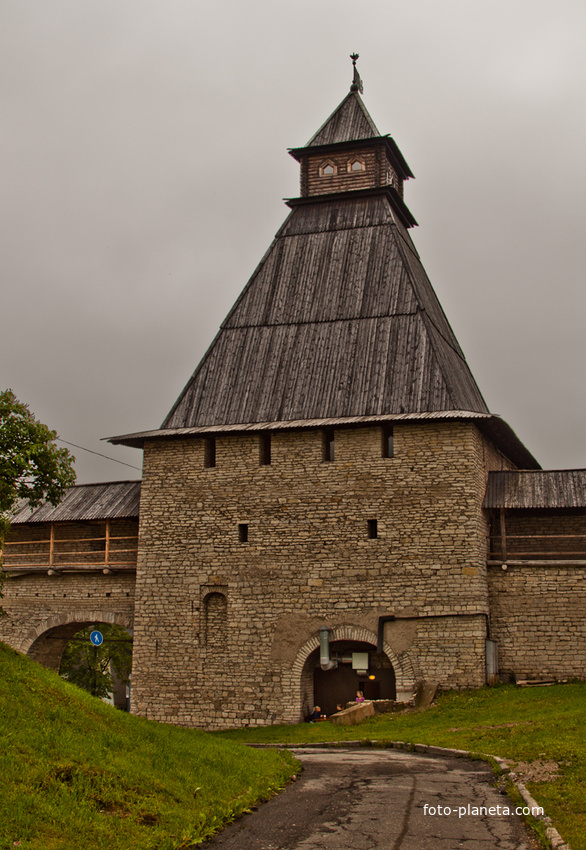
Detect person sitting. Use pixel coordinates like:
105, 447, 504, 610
308, 705, 322, 722
355, 690, 365, 703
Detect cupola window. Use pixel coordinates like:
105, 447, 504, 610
348, 159, 365, 172
319, 161, 338, 177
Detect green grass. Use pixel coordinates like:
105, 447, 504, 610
217, 684, 586, 850
0, 642, 298, 850
4, 646, 584, 850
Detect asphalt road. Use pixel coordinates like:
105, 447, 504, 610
201, 747, 541, 850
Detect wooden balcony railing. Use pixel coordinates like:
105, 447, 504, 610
2, 520, 138, 574
487, 508, 586, 564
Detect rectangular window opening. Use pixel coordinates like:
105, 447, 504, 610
382, 425, 394, 459
204, 436, 216, 468
259, 433, 271, 465
367, 519, 378, 539
238, 523, 248, 543
323, 428, 335, 462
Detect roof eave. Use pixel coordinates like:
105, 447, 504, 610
107, 412, 539, 470
284, 185, 418, 229
475, 416, 541, 471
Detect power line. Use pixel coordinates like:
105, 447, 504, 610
56, 438, 142, 471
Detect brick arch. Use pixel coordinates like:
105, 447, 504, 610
20, 610, 134, 672
282, 625, 419, 723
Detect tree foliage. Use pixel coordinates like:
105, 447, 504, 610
59, 624, 132, 700
0, 389, 76, 536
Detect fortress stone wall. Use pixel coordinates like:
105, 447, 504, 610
130, 421, 511, 729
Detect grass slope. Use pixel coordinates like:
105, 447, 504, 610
218, 684, 586, 850
0, 643, 297, 850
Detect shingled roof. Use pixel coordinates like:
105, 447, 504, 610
155, 82, 494, 429
110, 82, 543, 465
9, 481, 141, 524
162, 183, 488, 428
484, 470, 586, 509
306, 91, 380, 146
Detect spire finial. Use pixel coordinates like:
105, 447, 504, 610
350, 53, 364, 93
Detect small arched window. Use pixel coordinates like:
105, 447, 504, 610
348, 159, 365, 172
319, 160, 337, 177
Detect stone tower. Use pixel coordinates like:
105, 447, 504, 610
112, 67, 537, 728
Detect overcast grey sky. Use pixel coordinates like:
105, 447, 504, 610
2, 0, 585, 482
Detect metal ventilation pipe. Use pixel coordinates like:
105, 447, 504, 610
319, 626, 337, 671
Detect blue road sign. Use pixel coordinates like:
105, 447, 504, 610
90, 630, 103, 646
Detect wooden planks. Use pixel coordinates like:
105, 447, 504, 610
484, 470, 586, 509
164, 190, 488, 429
9, 481, 141, 524
305, 92, 380, 146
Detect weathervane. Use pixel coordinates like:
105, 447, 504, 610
350, 53, 364, 93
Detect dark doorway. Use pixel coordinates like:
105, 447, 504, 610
310, 640, 396, 716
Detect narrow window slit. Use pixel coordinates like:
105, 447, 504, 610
238, 523, 248, 543
368, 519, 378, 539
260, 433, 271, 465
382, 425, 394, 458
204, 436, 216, 468
323, 428, 335, 462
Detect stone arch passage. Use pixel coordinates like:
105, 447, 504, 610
22, 610, 133, 672
309, 640, 396, 716
285, 624, 418, 723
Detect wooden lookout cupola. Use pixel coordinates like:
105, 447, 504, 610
288, 56, 416, 229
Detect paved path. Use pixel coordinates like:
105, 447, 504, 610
201, 747, 541, 849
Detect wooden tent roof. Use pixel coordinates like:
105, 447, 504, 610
484, 470, 586, 509
109, 86, 538, 470
162, 189, 489, 429
305, 91, 380, 146
9, 481, 141, 524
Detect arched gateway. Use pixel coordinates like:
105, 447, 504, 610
288, 626, 418, 722
21, 611, 133, 671
310, 640, 395, 716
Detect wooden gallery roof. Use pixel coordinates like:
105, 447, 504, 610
109, 83, 538, 469
10, 481, 141, 524
484, 470, 586, 510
